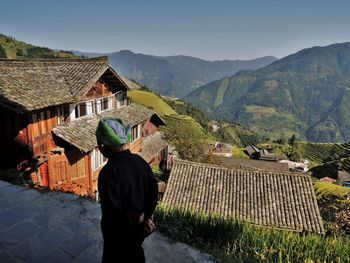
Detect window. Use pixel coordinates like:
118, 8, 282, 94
70, 100, 94, 121
96, 95, 114, 113
57, 107, 62, 125
117, 92, 126, 108
131, 124, 141, 143
91, 149, 107, 171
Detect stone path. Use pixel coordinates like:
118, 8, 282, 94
0, 180, 214, 263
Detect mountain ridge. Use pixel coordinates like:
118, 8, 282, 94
185, 42, 350, 143
74, 49, 277, 98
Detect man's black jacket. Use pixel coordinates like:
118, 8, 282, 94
98, 149, 158, 242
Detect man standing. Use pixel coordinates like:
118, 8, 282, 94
96, 118, 158, 263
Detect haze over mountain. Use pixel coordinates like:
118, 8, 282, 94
185, 43, 350, 143
74, 50, 277, 98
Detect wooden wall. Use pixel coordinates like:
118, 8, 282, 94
142, 120, 158, 137
47, 149, 92, 195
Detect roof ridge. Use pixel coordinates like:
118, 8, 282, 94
0, 56, 108, 63
173, 159, 311, 177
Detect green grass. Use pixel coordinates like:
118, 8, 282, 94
314, 181, 350, 199
128, 90, 177, 116
232, 145, 249, 159
155, 205, 350, 263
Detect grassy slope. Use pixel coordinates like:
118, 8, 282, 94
128, 90, 177, 116
314, 181, 350, 199
0, 34, 76, 59
127, 89, 210, 144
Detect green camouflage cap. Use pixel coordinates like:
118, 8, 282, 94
95, 118, 131, 147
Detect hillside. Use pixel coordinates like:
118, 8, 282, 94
0, 34, 76, 59
128, 87, 259, 158
185, 42, 350, 142
75, 49, 276, 98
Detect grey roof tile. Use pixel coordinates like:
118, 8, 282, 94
52, 103, 160, 153
162, 159, 324, 233
0, 57, 122, 113
138, 132, 168, 162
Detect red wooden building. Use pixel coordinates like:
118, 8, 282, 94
0, 57, 167, 196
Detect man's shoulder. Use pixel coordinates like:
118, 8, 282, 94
130, 153, 148, 165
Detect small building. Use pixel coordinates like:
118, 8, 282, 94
209, 121, 220, 132
212, 142, 232, 158
245, 145, 260, 158
319, 177, 336, 183
162, 159, 324, 233
258, 149, 281, 161
279, 160, 308, 172
245, 146, 283, 162
338, 170, 350, 182
0, 57, 167, 196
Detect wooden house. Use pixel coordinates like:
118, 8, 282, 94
0, 57, 167, 196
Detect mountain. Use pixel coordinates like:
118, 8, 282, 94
0, 34, 76, 59
75, 50, 277, 98
185, 43, 350, 143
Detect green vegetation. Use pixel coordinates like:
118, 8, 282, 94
314, 181, 350, 199
314, 181, 350, 235
160, 114, 217, 163
295, 141, 350, 164
0, 44, 6, 58
185, 43, 350, 142
128, 89, 177, 115
0, 34, 76, 59
155, 205, 350, 263
166, 99, 211, 131
232, 145, 249, 159
0, 168, 25, 185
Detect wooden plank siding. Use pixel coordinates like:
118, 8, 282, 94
129, 137, 142, 153
47, 150, 92, 195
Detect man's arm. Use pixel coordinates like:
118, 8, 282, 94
144, 164, 158, 219
98, 167, 125, 217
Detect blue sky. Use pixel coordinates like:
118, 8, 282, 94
1, 0, 350, 60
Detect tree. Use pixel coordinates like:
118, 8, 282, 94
289, 150, 301, 162
16, 49, 23, 57
0, 44, 7, 58
288, 134, 297, 146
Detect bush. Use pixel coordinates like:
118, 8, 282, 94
335, 203, 350, 234
0, 168, 25, 185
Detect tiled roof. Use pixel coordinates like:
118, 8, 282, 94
162, 159, 324, 233
99, 103, 158, 127
138, 132, 168, 163
219, 157, 290, 173
52, 103, 161, 153
0, 57, 126, 113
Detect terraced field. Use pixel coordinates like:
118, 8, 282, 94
338, 157, 350, 172
128, 89, 177, 116
160, 114, 207, 139
295, 142, 350, 163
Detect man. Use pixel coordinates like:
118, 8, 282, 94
96, 118, 158, 263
